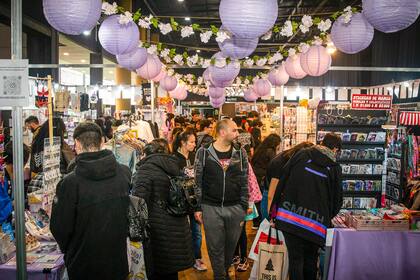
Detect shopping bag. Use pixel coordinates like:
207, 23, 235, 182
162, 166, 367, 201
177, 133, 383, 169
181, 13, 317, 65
128, 241, 148, 280
257, 228, 288, 280
245, 204, 259, 221
249, 219, 285, 261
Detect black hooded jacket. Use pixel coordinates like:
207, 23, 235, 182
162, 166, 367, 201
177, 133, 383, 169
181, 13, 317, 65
273, 147, 342, 246
132, 154, 194, 274
50, 150, 130, 280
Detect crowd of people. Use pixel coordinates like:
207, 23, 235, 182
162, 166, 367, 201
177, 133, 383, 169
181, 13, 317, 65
1, 110, 343, 280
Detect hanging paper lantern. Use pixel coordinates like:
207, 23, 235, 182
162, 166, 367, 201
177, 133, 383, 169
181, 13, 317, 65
243, 88, 259, 102
152, 69, 167, 82
219, 0, 278, 38
209, 52, 240, 88
268, 64, 290, 86
160, 75, 178, 92
98, 15, 139, 55
210, 96, 226, 108
218, 26, 259, 59
169, 84, 186, 100
285, 54, 307, 79
43, 0, 101, 35
136, 54, 162, 80
116, 47, 148, 71
176, 87, 188, 100
331, 13, 374, 54
253, 79, 272, 97
203, 68, 211, 82
300, 45, 332, 77
362, 0, 420, 33
208, 87, 225, 99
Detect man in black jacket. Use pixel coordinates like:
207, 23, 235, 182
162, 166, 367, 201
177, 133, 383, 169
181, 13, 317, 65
50, 122, 130, 280
274, 133, 343, 280
194, 119, 249, 280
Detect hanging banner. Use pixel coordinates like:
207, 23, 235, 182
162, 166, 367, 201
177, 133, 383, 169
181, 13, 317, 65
0, 59, 29, 107
351, 94, 392, 110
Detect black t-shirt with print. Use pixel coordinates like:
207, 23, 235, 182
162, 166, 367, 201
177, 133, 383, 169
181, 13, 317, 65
215, 146, 233, 170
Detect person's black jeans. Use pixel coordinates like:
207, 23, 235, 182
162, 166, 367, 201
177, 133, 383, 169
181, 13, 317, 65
235, 223, 247, 261
283, 232, 320, 280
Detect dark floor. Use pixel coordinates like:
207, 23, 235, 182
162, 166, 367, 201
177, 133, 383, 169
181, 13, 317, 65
179, 221, 257, 280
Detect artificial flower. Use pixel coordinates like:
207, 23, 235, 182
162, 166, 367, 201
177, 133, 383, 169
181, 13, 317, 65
102, 2, 118, 15
202, 59, 211, 68
342, 6, 353, 24
299, 25, 310, 33
173, 54, 184, 65
301, 15, 313, 27
261, 30, 272, 41
244, 58, 254, 68
138, 15, 153, 29
181, 26, 194, 38
256, 58, 268, 67
298, 43, 310, 53
288, 48, 297, 57
160, 48, 170, 58
280, 20, 293, 37
164, 56, 172, 63
268, 52, 283, 65
159, 23, 172, 35
244, 79, 250, 85
215, 30, 230, 43
313, 36, 323, 46
119, 11, 133, 25
318, 19, 332, 32
147, 44, 157, 55
197, 77, 204, 85
200, 31, 213, 43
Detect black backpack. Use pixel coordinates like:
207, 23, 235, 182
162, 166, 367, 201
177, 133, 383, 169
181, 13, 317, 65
158, 175, 199, 217
128, 195, 150, 242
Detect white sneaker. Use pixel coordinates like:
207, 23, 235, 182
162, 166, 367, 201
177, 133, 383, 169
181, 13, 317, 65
193, 259, 208, 271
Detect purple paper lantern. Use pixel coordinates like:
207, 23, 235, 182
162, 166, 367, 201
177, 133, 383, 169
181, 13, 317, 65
43, 0, 101, 35
219, 0, 278, 38
210, 96, 226, 108
285, 54, 307, 79
169, 84, 187, 100
208, 87, 225, 99
99, 15, 140, 55
243, 88, 259, 102
218, 26, 259, 59
300, 45, 332, 77
177, 87, 188, 101
203, 68, 211, 82
136, 55, 162, 80
363, 0, 420, 33
116, 48, 148, 71
160, 76, 178, 92
253, 79, 272, 97
268, 64, 290, 86
331, 13, 374, 54
209, 52, 240, 88
152, 69, 167, 82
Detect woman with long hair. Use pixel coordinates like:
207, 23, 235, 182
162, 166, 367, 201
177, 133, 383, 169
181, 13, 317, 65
266, 141, 314, 215
132, 139, 194, 280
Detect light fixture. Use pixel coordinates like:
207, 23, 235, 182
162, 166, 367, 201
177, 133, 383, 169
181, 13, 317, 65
83, 30, 91, 36
81, 59, 86, 63
178, 0, 184, 2
326, 86, 333, 93
63, 52, 69, 56
109, 70, 114, 74
196, 50, 201, 53
185, 17, 191, 21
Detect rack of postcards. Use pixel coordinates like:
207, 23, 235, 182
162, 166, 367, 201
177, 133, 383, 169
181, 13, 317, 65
317, 107, 388, 209
41, 137, 61, 216
385, 138, 406, 207
0, 121, 4, 184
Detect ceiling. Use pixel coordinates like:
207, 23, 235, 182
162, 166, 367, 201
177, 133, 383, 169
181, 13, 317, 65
59, 35, 116, 82
134, 0, 362, 56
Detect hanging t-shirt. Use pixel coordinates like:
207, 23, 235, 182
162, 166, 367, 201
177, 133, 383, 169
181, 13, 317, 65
235, 129, 255, 157
80, 93, 90, 112
54, 91, 71, 112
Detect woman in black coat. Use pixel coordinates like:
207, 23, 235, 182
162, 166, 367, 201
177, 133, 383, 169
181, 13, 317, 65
132, 139, 194, 280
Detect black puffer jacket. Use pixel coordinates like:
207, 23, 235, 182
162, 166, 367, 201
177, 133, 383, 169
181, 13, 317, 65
50, 150, 130, 280
132, 154, 194, 274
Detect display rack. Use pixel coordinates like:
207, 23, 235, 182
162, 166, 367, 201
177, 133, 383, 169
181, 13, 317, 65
385, 140, 407, 207
317, 108, 387, 209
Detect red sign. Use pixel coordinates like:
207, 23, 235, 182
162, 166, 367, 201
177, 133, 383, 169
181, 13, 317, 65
351, 94, 392, 110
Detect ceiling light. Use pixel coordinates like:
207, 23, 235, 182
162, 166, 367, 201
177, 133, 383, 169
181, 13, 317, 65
63, 52, 69, 56
81, 59, 86, 63
196, 50, 201, 53
327, 45, 336, 54
178, 0, 184, 2
185, 17, 191, 21
83, 30, 91, 36
109, 71, 114, 74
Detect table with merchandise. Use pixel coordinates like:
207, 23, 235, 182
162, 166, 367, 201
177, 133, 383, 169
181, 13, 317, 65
325, 207, 420, 280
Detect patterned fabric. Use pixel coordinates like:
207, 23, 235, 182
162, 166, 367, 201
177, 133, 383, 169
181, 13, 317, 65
248, 163, 262, 203
276, 208, 327, 238
314, 145, 336, 162
28, 172, 44, 193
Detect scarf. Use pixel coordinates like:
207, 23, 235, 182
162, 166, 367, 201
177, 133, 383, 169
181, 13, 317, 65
314, 145, 336, 162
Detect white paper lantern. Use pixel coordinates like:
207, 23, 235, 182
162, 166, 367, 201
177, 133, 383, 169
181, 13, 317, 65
219, 0, 278, 38
331, 13, 374, 54
300, 45, 332, 77
285, 54, 307, 79
363, 0, 420, 33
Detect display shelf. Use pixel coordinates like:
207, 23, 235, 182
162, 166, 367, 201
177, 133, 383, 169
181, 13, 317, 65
343, 174, 383, 180
318, 124, 383, 129
342, 141, 386, 146
386, 181, 400, 187
387, 167, 401, 173
387, 153, 402, 159
338, 159, 384, 164
344, 191, 381, 196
